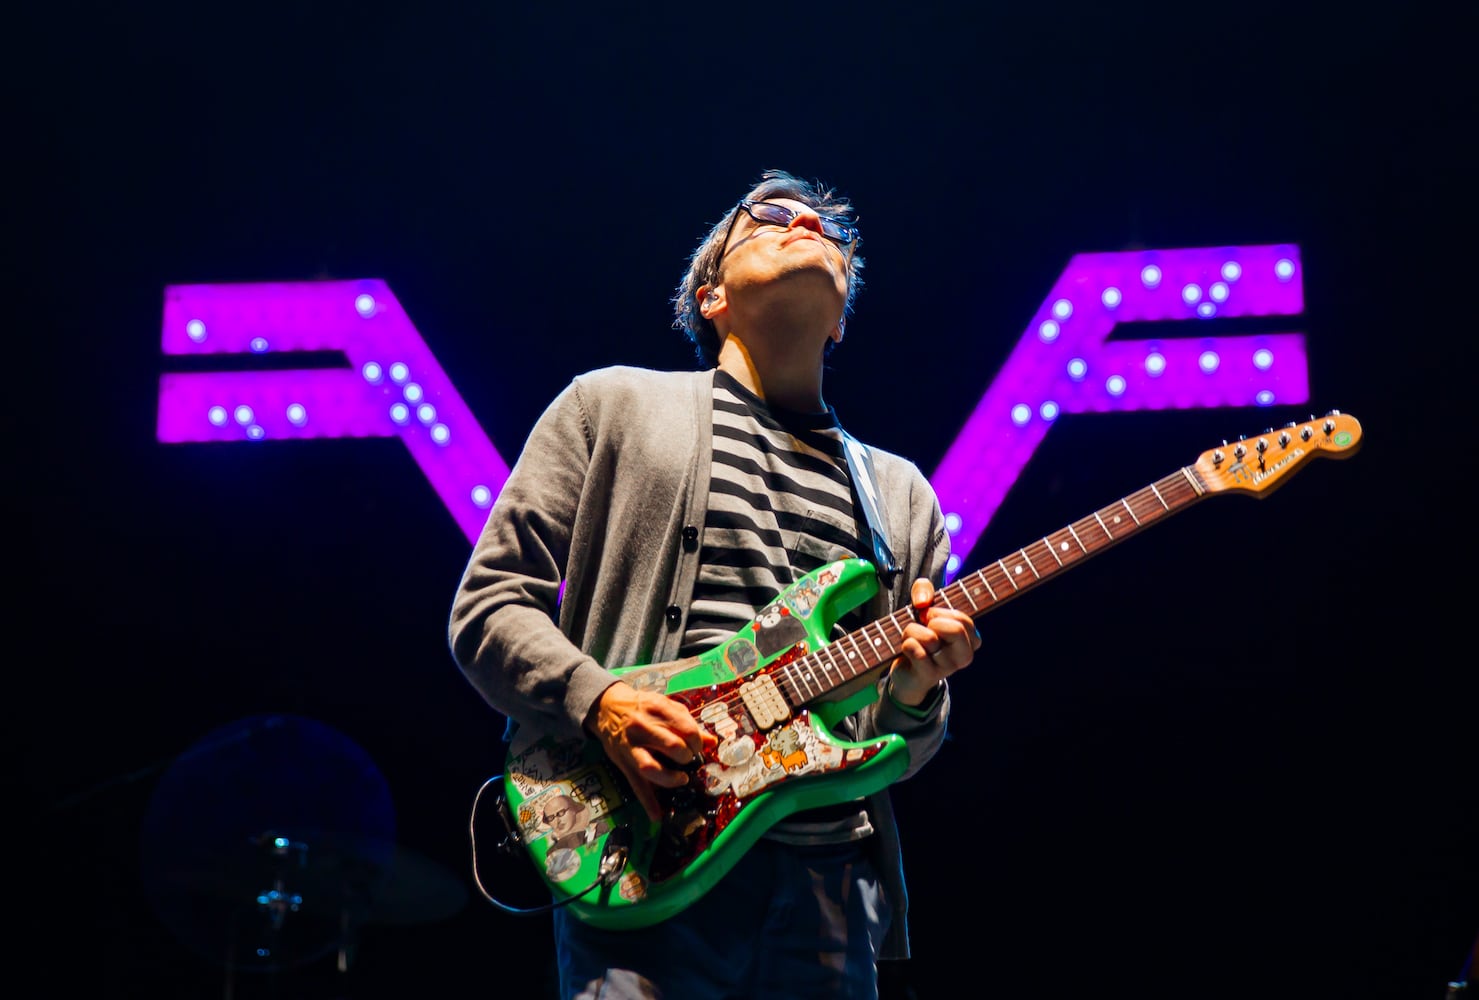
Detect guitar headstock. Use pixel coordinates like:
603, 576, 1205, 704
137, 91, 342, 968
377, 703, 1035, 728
1194, 411, 1362, 496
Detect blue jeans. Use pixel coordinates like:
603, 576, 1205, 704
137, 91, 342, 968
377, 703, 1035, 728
554, 837, 890, 1000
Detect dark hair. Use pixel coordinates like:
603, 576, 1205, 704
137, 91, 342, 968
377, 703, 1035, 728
672, 169, 865, 367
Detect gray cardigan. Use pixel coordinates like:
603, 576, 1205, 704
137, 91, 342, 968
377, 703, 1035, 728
448, 365, 955, 959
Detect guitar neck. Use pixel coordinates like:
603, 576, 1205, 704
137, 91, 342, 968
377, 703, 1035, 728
775, 466, 1205, 707
945, 466, 1204, 620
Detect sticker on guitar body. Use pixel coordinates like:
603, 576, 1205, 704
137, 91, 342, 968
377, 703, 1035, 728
701, 715, 852, 799
505, 738, 625, 884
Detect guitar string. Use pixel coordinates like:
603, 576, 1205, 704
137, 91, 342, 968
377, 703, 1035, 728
675, 609, 916, 724
671, 473, 1201, 729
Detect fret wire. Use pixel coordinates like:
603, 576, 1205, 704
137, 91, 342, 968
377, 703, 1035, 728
791, 652, 819, 700
865, 620, 886, 665
1043, 536, 1064, 567
956, 578, 982, 611
773, 662, 800, 705
827, 644, 853, 691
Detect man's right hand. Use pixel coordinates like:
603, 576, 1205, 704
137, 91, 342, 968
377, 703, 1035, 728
585, 681, 717, 824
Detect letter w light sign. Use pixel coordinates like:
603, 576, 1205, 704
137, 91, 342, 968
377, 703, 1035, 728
156, 245, 1308, 574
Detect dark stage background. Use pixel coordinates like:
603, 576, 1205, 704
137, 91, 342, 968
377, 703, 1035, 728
18, 3, 1475, 998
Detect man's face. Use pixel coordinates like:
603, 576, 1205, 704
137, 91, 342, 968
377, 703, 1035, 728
714, 197, 852, 318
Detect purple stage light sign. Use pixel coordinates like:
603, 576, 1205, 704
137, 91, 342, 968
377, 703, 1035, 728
156, 279, 509, 542
930, 244, 1306, 574
156, 245, 1309, 567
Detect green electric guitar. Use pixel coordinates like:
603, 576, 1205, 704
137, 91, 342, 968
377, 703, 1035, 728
481, 412, 1363, 930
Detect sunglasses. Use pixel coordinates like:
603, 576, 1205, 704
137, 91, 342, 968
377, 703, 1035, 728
715, 200, 860, 278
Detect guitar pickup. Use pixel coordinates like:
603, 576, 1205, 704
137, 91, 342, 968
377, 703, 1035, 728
739, 673, 790, 729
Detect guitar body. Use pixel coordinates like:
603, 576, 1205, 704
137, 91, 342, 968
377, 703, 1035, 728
502, 557, 911, 931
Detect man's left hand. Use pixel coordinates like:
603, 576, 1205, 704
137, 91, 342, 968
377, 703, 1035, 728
890, 577, 981, 706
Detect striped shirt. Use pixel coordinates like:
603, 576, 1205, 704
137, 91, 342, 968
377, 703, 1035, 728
684, 370, 875, 843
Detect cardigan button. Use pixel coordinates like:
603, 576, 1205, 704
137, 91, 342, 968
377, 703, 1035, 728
665, 605, 682, 627
681, 525, 699, 550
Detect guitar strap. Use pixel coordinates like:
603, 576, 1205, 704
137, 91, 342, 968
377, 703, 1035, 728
840, 428, 902, 587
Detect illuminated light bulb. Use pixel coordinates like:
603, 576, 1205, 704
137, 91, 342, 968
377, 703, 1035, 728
234, 405, 254, 425
286, 404, 307, 426
404, 382, 423, 403
1256, 389, 1276, 406
1039, 320, 1060, 342
944, 512, 962, 534
431, 423, 450, 444
1105, 375, 1126, 396
1039, 401, 1059, 421
417, 403, 437, 424
246, 424, 265, 440
389, 362, 409, 383
1197, 302, 1217, 318
186, 319, 207, 342
1145, 352, 1166, 375
1141, 265, 1162, 287
355, 294, 376, 317
1253, 348, 1274, 370
208, 406, 228, 426
1275, 258, 1295, 280
1209, 281, 1229, 302
362, 362, 383, 383
1221, 261, 1242, 282
1067, 358, 1087, 380
1052, 298, 1073, 320
1010, 404, 1032, 426
946, 554, 961, 575
1198, 351, 1221, 373
1182, 283, 1202, 304
250, 337, 269, 353
471, 485, 493, 507
1101, 287, 1121, 308
390, 403, 410, 423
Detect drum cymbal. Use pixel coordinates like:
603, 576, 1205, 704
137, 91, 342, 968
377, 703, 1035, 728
156, 829, 467, 925
150, 829, 468, 972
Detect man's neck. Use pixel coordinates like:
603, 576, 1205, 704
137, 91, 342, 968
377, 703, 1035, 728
715, 333, 827, 413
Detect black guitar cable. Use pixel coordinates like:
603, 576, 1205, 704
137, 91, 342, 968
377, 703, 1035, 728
467, 774, 630, 916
